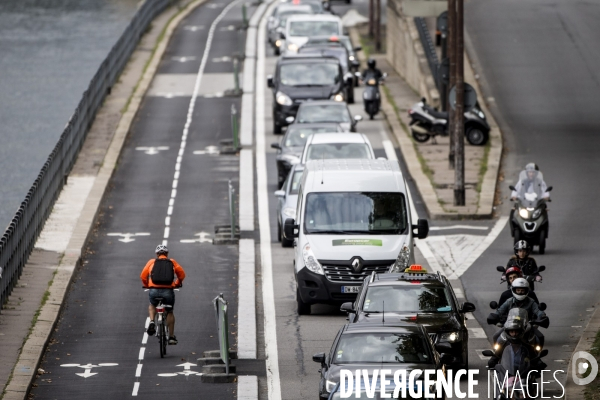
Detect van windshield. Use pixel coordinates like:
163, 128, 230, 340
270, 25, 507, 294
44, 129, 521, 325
304, 192, 408, 234
289, 20, 339, 37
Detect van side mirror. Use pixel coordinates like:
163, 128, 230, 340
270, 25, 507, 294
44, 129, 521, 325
538, 265, 546, 272
285, 116, 295, 124
312, 352, 326, 365
267, 75, 274, 88
460, 302, 476, 313
546, 186, 553, 192
496, 266, 505, 272
509, 185, 516, 191
435, 342, 452, 354
353, 46, 362, 52
283, 218, 299, 239
412, 219, 429, 239
271, 142, 282, 150
274, 190, 285, 198
340, 302, 355, 313
481, 350, 494, 357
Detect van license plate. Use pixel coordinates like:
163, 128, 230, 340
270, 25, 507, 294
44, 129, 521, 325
342, 286, 360, 293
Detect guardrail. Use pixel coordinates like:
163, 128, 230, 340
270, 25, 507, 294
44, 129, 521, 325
0, 0, 171, 311
414, 17, 440, 90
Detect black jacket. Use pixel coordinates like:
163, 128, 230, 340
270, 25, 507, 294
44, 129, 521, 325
498, 289, 539, 308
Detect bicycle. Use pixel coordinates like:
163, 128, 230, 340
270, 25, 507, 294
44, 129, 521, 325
153, 297, 172, 358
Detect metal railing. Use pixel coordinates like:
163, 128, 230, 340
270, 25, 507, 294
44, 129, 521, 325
414, 17, 440, 91
0, 0, 171, 311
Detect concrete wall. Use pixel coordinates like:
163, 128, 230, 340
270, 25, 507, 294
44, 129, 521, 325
386, 0, 440, 107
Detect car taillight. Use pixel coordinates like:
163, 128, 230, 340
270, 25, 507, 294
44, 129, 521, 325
156, 307, 164, 313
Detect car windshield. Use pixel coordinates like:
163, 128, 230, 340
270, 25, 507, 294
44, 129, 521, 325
305, 143, 371, 161
297, 104, 349, 123
285, 126, 339, 147
363, 285, 452, 313
289, 20, 339, 37
299, 48, 348, 69
280, 64, 339, 86
290, 170, 303, 195
278, 10, 312, 27
334, 332, 431, 364
304, 192, 408, 234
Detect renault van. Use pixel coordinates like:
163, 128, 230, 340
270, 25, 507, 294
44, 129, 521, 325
283, 159, 429, 315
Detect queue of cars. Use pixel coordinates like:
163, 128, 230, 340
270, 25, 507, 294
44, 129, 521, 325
266, 2, 476, 398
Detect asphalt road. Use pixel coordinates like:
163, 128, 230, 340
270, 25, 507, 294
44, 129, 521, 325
29, 0, 251, 397
0, 0, 140, 232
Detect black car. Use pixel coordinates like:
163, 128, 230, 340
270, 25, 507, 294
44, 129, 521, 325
298, 46, 355, 103
271, 122, 342, 187
267, 55, 347, 134
301, 35, 361, 86
313, 323, 452, 399
289, 100, 362, 132
341, 266, 475, 369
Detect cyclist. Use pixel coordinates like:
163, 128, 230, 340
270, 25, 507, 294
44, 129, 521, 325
140, 244, 186, 345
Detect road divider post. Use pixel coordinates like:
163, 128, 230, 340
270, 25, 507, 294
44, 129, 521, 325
228, 180, 237, 241
213, 293, 230, 374
242, 4, 249, 29
233, 58, 242, 96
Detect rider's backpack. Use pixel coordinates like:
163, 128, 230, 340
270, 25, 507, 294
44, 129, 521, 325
151, 258, 175, 285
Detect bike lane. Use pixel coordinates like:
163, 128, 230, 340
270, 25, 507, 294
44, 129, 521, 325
29, 0, 249, 398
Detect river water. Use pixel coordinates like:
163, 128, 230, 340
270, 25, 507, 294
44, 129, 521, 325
0, 0, 140, 231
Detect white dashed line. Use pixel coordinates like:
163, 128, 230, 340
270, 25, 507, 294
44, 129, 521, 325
142, 333, 148, 345
135, 364, 143, 377
138, 348, 145, 361
132, 382, 140, 396
468, 327, 487, 339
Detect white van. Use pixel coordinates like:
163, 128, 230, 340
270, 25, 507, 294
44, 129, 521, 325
283, 159, 429, 315
282, 14, 344, 55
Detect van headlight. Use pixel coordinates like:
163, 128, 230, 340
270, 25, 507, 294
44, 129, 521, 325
389, 246, 410, 272
330, 93, 344, 102
287, 43, 298, 52
532, 208, 542, 219
326, 380, 337, 393
519, 208, 529, 219
440, 332, 461, 343
276, 91, 293, 106
302, 244, 324, 275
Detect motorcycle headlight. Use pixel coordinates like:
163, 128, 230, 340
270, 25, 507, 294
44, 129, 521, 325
283, 207, 296, 218
389, 246, 411, 273
275, 39, 282, 47
326, 380, 337, 393
518, 208, 529, 219
532, 208, 542, 219
349, 55, 355, 61
302, 243, 324, 275
367, 78, 376, 85
276, 91, 293, 106
287, 43, 298, 52
440, 331, 461, 343
280, 154, 300, 165
330, 93, 344, 102
477, 110, 485, 119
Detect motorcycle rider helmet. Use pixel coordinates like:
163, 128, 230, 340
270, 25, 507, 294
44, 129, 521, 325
504, 308, 528, 343
525, 163, 539, 172
367, 58, 376, 69
511, 278, 530, 301
505, 266, 523, 284
155, 244, 169, 255
514, 240, 531, 257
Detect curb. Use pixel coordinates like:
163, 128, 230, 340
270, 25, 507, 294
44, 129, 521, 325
349, 23, 503, 220
1, 1, 208, 398
565, 304, 600, 399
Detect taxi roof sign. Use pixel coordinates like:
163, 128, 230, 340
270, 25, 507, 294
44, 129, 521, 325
404, 264, 428, 273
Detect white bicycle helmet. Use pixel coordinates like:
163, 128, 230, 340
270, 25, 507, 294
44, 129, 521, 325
155, 244, 169, 255
511, 278, 530, 301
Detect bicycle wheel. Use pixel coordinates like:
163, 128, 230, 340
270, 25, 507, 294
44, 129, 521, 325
161, 318, 167, 357
158, 316, 166, 358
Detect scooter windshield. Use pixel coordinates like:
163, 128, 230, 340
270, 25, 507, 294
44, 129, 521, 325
515, 170, 545, 207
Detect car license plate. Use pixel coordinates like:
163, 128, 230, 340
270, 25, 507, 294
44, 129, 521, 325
342, 286, 360, 293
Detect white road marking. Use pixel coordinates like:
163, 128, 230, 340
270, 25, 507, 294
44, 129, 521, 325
145, 317, 150, 329
193, 145, 220, 155
138, 348, 145, 361
430, 225, 489, 231
132, 382, 140, 396
178, 362, 197, 370
239, 149, 255, 231
180, 232, 213, 243
60, 363, 118, 378
212, 56, 232, 62
106, 232, 150, 243
172, 56, 196, 62
135, 146, 169, 155
142, 333, 148, 344
135, 364, 143, 377
158, 373, 179, 377
184, 25, 205, 31
238, 375, 259, 400
238, 239, 257, 358
219, 24, 236, 30
256, 1, 283, 399
468, 327, 487, 339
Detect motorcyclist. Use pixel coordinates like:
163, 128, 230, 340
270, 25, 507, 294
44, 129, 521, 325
493, 278, 548, 327
510, 163, 549, 201
498, 266, 539, 307
361, 58, 383, 82
507, 240, 541, 290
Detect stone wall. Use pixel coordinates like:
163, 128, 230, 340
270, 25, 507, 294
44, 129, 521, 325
386, 0, 440, 107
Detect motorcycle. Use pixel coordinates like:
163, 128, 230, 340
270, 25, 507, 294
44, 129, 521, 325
496, 265, 545, 293
408, 98, 491, 145
487, 304, 548, 352
509, 177, 553, 253
362, 73, 386, 120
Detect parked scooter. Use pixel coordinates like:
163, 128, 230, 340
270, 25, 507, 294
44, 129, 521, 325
509, 181, 553, 254
362, 72, 386, 120
408, 98, 490, 145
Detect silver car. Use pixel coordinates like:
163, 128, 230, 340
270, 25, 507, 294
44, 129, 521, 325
267, 4, 314, 54
274, 164, 304, 247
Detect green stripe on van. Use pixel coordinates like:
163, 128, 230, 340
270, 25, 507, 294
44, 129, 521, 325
332, 239, 383, 246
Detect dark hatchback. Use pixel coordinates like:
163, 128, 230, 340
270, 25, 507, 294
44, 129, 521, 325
270, 122, 342, 187
341, 267, 475, 369
313, 323, 451, 399
267, 55, 346, 134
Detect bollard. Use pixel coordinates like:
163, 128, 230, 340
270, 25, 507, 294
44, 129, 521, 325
237, 29, 245, 59
233, 58, 241, 95
242, 4, 248, 29
231, 104, 239, 149
228, 180, 236, 240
